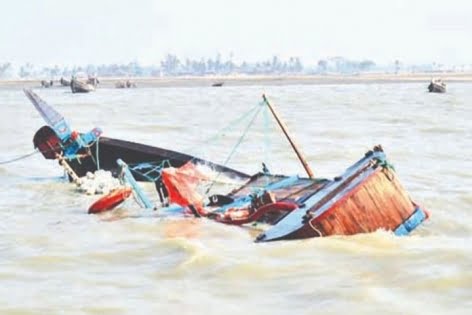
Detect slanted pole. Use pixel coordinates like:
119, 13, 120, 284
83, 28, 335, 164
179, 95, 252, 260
262, 94, 314, 179
56, 154, 80, 183
117, 159, 154, 209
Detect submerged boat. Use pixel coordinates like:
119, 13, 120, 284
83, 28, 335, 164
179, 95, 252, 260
24, 89, 248, 181
93, 95, 428, 241
71, 78, 95, 93
255, 146, 427, 241
428, 79, 446, 93
153, 146, 428, 242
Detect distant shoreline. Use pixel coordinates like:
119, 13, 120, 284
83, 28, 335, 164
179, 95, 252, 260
2, 72, 472, 88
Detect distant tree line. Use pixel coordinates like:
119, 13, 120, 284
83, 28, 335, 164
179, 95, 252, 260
0, 55, 467, 79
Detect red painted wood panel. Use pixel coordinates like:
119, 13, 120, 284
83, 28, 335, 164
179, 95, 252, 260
305, 168, 416, 237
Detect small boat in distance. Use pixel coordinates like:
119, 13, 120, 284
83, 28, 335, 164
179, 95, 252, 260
71, 78, 95, 93
212, 81, 224, 87
59, 77, 70, 87
428, 79, 446, 93
40, 80, 53, 88
115, 80, 137, 88
87, 76, 100, 87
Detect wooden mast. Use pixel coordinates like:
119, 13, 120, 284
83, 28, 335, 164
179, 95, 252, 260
262, 94, 315, 178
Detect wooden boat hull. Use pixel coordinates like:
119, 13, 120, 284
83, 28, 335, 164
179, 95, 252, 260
256, 147, 427, 242
32, 126, 248, 181
67, 136, 249, 180
26, 89, 247, 182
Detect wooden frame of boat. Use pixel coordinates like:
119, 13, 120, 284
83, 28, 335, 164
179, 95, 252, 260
256, 96, 427, 240
254, 146, 427, 241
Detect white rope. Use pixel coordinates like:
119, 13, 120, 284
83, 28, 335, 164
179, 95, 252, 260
308, 219, 323, 237
0, 149, 39, 165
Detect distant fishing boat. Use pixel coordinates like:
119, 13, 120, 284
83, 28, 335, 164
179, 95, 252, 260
40, 80, 53, 88
70, 78, 95, 93
212, 82, 224, 87
59, 77, 70, 87
428, 79, 446, 93
115, 80, 137, 88
87, 76, 100, 87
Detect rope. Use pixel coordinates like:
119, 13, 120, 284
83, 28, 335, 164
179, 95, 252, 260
308, 219, 323, 237
124, 102, 262, 169
0, 136, 97, 166
0, 149, 39, 165
186, 102, 263, 154
204, 102, 264, 195
128, 160, 170, 182
115, 101, 265, 191
95, 136, 100, 170
262, 103, 271, 185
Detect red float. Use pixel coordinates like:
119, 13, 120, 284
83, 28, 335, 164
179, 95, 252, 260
88, 187, 132, 214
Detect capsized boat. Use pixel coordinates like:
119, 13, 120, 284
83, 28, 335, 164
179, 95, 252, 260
95, 95, 428, 241
256, 146, 428, 241
428, 79, 446, 93
24, 89, 248, 181
154, 146, 428, 242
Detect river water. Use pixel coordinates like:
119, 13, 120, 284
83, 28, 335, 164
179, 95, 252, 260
0, 83, 470, 314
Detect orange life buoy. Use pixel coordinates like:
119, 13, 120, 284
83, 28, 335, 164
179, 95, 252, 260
88, 187, 132, 214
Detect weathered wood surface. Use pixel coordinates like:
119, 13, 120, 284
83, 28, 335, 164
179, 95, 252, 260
297, 168, 415, 238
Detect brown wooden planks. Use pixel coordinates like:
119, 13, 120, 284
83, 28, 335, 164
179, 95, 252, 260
309, 168, 415, 236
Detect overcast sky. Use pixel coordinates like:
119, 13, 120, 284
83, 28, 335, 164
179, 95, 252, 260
1, 0, 471, 66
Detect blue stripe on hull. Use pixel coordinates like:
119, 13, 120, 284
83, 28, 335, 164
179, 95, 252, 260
394, 207, 426, 236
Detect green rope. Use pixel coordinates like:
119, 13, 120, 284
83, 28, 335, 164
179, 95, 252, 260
204, 102, 264, 195
221, 104, 263, 168
185, 102, 262, 156
262, 104, 272, 185
128, 159, 171, 182
374, 157, 395, 171
95, 137, 100, 170
121, 102, 262, 170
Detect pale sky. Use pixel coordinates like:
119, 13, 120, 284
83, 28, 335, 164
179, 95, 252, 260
1, 0, 472, 66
